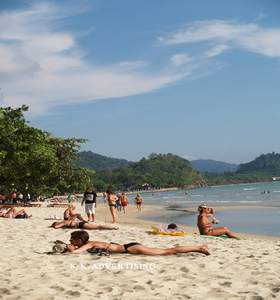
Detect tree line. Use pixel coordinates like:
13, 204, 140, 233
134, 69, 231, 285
1, 105, 277, 199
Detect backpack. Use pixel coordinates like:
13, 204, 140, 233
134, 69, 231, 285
48, 240, 68, 255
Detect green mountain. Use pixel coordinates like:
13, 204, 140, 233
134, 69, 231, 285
236, 152, 280, 176
91, 153, 207, 191
191, 159, 238, 173
75, 151, 134, 171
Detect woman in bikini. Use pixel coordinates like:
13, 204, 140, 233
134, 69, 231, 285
197, 204, 239, 238
50, 220, 118, 230
106, 189, 118, 223
66, 231, 210, 255
63, 205, 87, 221
0, 207, 32, 218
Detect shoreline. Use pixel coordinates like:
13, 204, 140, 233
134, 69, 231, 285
128, 204, 280, 241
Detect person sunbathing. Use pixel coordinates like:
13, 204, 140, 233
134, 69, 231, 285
50, 220, 118, 230
197, 204, 239, 238
66, 230, 210, 255
0, 207, 32, 219
64, 205, 86, 221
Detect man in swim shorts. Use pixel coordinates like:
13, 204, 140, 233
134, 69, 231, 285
66, 231, 210, 255
134, 194, 143, 212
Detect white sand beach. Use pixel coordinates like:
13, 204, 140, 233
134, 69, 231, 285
1, 203, 280, 300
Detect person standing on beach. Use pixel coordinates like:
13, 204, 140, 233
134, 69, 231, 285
81, 187, 98, 222
134, 194, 143, 212
12, 192, 17, 203
197, 204, 239, 238
106, 189, 118, 223
120, 192, 129, 213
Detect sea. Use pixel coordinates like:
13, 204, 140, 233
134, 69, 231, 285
124, 181, 280, 237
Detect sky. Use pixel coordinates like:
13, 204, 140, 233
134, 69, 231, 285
1, 0, 280, 165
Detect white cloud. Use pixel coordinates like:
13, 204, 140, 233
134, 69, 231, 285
170, 54, 193, 66
159, 19, 280, 58
1, 3, 280, 117
0, 44, 40, 79
204, 44, 229, 58
0, 2, 186, 115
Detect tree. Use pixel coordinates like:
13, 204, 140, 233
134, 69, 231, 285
0, 105, 91, 198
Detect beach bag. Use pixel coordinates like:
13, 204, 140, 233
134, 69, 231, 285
48, 240, 68, 255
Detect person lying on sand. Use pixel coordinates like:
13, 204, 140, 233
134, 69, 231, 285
64, 205, 86, 222
66, 230, 210, 255
197, 204, 239, 238
50, 220, 118, 230
0, 207, 32, 219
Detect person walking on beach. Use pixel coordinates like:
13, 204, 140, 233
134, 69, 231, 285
197, 204, 239, 238
120, 192, 129, 213
66, 230, 210, 255
107, 189, 118, 223
64, 205, 87, 221
81, 187, 98, 222
134, 194, 143, 212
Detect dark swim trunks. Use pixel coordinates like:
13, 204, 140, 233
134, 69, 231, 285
78, 221, 88, 229
64, 217, 69, 220
123, 242, 141, 253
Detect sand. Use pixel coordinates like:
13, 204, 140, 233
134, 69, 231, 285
1, 202, 280, 300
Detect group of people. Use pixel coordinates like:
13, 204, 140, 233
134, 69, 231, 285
79, 187, 145, 224
78, 187, 238, 239
0, 192, 31, 204
58, 199, 238, 255
0, 187, 238, 256
48, 196, 211, 256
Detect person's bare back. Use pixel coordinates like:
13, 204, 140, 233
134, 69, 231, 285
63, 206, 86, 222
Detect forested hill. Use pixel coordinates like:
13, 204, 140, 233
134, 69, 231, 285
237, 152, 280, 176
191, 159, 238, 173
91, 153, 207, 191
75, 151, 134, 171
